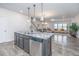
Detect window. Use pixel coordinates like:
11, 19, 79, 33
63, 24, 67, 30
58, 24, 62, 29
54, 23, 67, 30
54, 24, 57, 29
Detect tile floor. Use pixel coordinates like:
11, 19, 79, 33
0, 33, 79, 56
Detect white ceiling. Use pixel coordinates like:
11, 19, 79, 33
0, 3, 79, 19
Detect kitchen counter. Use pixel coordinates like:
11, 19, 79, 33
14, 32, 53, 56
16, 32, 53, 40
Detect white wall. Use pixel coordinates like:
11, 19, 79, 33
0, 8, 31, 43
74, 15, 79, 23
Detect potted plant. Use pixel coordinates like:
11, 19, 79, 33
69, 23, 79, 38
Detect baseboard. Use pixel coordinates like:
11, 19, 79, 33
0, 39, 14, 43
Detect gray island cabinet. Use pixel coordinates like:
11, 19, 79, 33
14, 32, 53, 56
14, 32, 30, 53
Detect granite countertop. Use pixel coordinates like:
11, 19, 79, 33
16, 31, 53, 40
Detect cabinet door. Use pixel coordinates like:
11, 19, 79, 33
14, 32, 17, 45
16, 33, 20, 47
14, 33, 18, 45
24, 37, 30, 53
19, 37, 24, 49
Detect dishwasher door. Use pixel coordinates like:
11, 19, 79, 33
30, 39, 42, 56
29, 37, 52, 56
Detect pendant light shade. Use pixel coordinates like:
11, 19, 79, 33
33, 4, 36, 22
27, 7, 30, 19
40, 16, 44, 21
26, 7, 31, 23
40, 3, 44, 21
33, 17, 36, 21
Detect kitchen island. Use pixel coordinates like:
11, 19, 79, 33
14, 32, 53, 56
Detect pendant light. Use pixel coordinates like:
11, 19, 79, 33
27, 7, 30, 20
27, 7, 33, 32
26, 7, 30, 23
33, 4, 36, 22
40, 3, 44, 21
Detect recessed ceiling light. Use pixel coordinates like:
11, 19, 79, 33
19, 10, 23, 13
50, 19, 55, 21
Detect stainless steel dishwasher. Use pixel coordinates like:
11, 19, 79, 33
29, 36, 52, 56
30, 37, 42, 56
